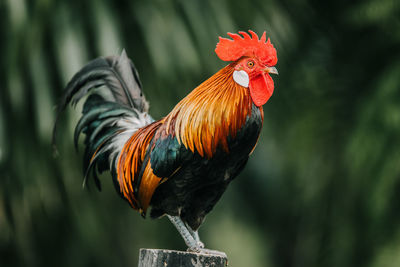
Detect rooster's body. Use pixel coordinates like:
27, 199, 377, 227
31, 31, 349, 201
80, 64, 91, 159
54, 30, 277, 252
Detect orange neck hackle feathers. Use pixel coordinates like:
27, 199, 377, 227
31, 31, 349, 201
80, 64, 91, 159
164, 65, 263, 159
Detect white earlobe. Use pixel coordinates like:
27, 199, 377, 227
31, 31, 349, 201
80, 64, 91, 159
233, 70, 249, 88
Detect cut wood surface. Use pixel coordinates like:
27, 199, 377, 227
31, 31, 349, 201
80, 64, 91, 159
138, 248, 228, 267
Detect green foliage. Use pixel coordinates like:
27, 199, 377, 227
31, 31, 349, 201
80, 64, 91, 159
1, 0, 399, 266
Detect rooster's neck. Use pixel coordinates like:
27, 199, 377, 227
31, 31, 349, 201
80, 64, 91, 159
164, 65, 260, 158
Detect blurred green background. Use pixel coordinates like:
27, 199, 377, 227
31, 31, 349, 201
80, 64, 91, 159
1, 0, 400, 266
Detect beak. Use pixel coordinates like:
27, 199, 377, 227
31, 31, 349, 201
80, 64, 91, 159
265, 66, 278, 75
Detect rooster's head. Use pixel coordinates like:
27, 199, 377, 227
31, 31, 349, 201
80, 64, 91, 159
215, 30, 278, 106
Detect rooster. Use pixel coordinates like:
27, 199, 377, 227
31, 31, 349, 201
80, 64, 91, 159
54, 30, 278, 252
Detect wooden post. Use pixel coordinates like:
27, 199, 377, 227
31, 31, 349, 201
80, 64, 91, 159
138, 248, 228, 267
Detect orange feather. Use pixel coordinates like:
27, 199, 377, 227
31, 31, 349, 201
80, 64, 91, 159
117, 121, 162, 209
165, 64, 254, 158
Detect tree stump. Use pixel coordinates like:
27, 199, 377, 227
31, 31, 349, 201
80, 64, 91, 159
138, 248, 228, 267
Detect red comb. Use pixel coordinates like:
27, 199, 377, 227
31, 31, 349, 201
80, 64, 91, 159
215, 30, 277, 66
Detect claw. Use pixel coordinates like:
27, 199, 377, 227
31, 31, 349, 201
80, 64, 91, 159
187, 246, 201, 253
197, 241, 205, 249
191, 248, 227, 257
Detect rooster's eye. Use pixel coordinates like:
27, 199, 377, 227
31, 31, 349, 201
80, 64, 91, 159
247, 61, 254, 68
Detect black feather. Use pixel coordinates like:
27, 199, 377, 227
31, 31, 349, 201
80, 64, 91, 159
53, 50, 151, 193
52, 49, 148, 148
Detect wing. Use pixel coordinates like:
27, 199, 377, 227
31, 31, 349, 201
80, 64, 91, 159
149, 126, 193, 179
116, 121, 194, 216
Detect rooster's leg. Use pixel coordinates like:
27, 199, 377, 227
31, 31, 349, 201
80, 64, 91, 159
185, 224, 227, 257
167, 215, 200, 251
186, 223, 204, 248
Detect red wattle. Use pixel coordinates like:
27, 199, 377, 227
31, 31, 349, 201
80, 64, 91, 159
249, 74, 274, 106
